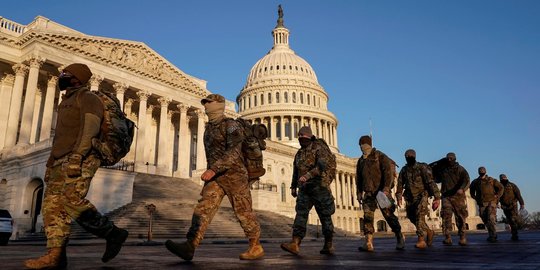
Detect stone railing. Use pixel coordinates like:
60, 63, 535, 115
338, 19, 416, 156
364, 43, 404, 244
101, 159, 135, 172
251, 182, 277, 192
0, 17, 26, 36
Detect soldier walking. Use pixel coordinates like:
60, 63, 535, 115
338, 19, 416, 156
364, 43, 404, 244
396, 149, 441, 249
281, 126, 337, 255
24, 64, 128, 269
431, 152, 470, 246
356, 135, 404, 251
165, 94, 264, 261
470, 167, 504, 242
499, 174, 525, 241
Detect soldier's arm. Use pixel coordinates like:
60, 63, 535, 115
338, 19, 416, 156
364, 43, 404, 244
459, 167, 471, 191
395, 168, 405, 201
304, 147, 327, 180
380, 153, 395, 193
210, 120, 244, 174
356, 159, 363, 194
291, 155, 299, 189
514, 184, 525, 206
494, 180, 504, 199
469, 180, 477, 199
423, 165, 441, 199
73, 92, 104, 157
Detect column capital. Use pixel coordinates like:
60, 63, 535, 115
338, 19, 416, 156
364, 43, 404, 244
125, 98, 134, 107
136, 90, 151, 101
113, 82, 129, 93
57, 65, 65, 74
195, 108, 205, 118
1, 74, 15, 85
177, 103, 189, 113
12, 63, 29, 76
89, 75, 104, 88
47, 75, 58, 87
157, 97, 171, 107
26, 56, 45, 69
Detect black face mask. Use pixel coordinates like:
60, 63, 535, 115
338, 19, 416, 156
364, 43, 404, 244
405, 157, 416, 165
479, 173, 486, 177
58, 76, 72, 90
299, 137, 311, 148
501, 179, 508, 184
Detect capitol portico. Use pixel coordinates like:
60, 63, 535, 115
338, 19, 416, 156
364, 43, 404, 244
0, 10, 481, 240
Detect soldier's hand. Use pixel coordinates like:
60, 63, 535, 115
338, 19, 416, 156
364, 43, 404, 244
397, 197, 402, 208
299, 175, 309, 184
291, 188, 298, 198
456, 189, 464, 195
520, 205, 525, 211
65, 153, 83, 178
432, 199, 441, 211
201, 169, 216, 181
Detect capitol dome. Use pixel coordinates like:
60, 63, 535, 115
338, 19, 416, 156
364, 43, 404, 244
237, 7, 339, 152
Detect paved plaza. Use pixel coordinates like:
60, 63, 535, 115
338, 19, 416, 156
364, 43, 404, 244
1, 231, 539, 269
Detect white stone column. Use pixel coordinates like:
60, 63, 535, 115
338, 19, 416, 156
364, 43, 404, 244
156, 97, 171, 175
29, 85, 44, 143
19, 57, 44, 145
113, 82, 128, 111
195, 109, 207, 171
270, 117, 277, 141
5, 64, 29, 147
124, 98, 134, 118
146, 106, 158, 165
280, 116, 285, 140
135, 91, 150, 170
177, 104, 190, 178
317, 119, 323, 139
336, 173, 342, 207
0, 74, 15, 149
39, 76, 58, 142
89, 75, 103, 92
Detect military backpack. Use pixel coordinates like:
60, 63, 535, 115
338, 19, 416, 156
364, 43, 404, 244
315, 138, 337, 187
91, 90, 135, 166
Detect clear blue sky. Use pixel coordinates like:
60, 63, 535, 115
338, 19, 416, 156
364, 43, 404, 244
3, 1, 540, 213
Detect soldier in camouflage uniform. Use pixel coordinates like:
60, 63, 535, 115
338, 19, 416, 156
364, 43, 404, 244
396, 149, 441, 249
281, 126, 336, 255
24, 64, 128, 269
356, 135, 404, 251
470, 167, 504, 242
499, 174, 525, 241
165, 94, 264, 261
432, 152, 470, 246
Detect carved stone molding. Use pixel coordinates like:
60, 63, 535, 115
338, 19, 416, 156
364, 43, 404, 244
113, 82, 129, 93
136, 90, 150, 101
47, 75, 58, 87
12, 63, 29, 76
89, 75, 104, 88
1, 74, 15, 85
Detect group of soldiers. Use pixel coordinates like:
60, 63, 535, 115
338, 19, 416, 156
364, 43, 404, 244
23, 63, 527, 269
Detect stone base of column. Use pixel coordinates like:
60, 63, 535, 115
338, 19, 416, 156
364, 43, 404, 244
173, 169, 190, 179
156, 165, 172, 177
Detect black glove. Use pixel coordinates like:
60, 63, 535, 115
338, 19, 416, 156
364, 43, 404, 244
291, 188, 298, 198
65, 153, 83, 177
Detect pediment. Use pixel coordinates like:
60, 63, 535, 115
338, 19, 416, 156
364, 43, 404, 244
20, 31, 208, 97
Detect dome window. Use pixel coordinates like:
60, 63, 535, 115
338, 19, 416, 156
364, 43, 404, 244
276, 92, 280, 103
270, 66, 273, 70
260, 94, 264, 105
268, 93, 272, 104
254, 95, 258, 106
295, 66, 298, 70
276, 65, 279, 70
300, 93, 304, 104
283, 65, 286, 70
289, 65, 292, 70
284, 92, 289, 103
292, 92, 296, 103
307, 94, 311, 105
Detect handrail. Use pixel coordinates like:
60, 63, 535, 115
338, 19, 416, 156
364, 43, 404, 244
0, 17, 26, 36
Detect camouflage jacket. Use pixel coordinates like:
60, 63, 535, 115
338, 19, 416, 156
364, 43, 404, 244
356, 148, 395, 194
291, 139, 334, 189
204, 118, 246, 176
470, 176, 504, 204
500, 181, 524, 207
396, 162, 441, 202
437, 163, 470, 197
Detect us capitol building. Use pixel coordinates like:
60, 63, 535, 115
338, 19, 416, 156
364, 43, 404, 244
0, 11, 481, 239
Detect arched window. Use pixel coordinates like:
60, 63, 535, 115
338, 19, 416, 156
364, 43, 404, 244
260, 94, 264, 105
313, 95, 316, 106
248, 96, 251, 108
300, 93, 304, 104
268, 93, 272, 104
292, 92, 296, 103
284, 92, 289, 103
281, 183, 286, 202
276, 92, 280, 103
254, 95, 257, 107
307, 94, 310, 105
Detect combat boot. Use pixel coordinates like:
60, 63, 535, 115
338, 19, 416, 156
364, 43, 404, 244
487, 235, 497, 243
395, 232, 405, 250
165, 239, 196, 261
442, 234, 453, 246
24, 247, 67, 269
458, 234, 467, 246
239, 238, 265, 260
281, 236, 301, 255
415, 236, 427, 249
102, 225, 129, 263
320, 236, 335, 255
511, 232, 519, 241
426, 229, 434, 247
358, 234, 374, 252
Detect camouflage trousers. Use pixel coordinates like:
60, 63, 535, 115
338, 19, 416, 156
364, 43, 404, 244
502, 204, 521, 234
441, 194, 468, 236
292, 185, 335, 239
43, 155, 113, 248
405, 195, 430, 237
479, 201, 498, 237
362, 192, 401, 235
187, 180, 260, 246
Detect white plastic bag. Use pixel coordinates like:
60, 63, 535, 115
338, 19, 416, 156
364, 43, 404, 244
376, 191, 392, 209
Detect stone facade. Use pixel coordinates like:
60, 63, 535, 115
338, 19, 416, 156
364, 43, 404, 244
0, 15, 481, 239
